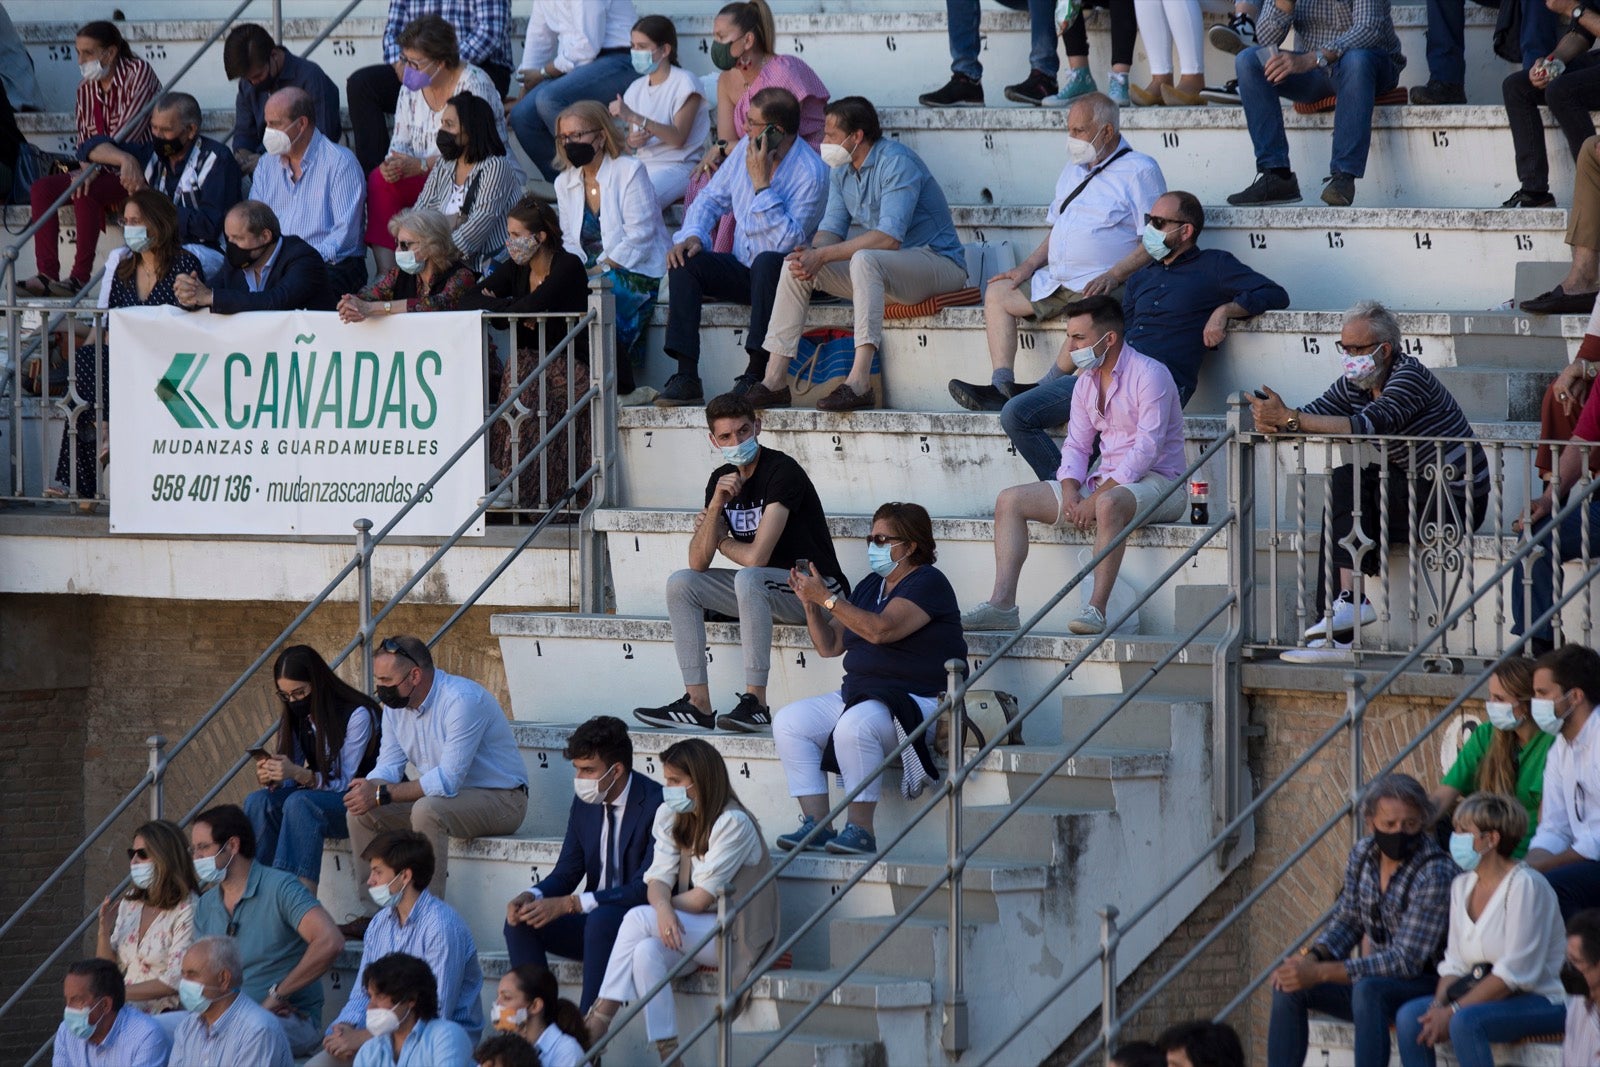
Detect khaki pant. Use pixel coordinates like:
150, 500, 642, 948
347, 785, 527, 907
762, 245, 968, 357
1570, 135, 1600, 248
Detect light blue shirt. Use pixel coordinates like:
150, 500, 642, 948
352, 1018, 474, 1067
170, 993, 294, 1067
371, 669, 528, 797
819, 138, 963, 267
535, 1022, 587, 1067
332, 890, 484, 1034
242, 238, 285, 295
675, 136, 829, 267
249, 131, 367, 264
193, 862, 324, 1023
52, 1006, 170, 1067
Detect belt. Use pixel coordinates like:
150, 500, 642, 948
597, 46, 629, 57
516, 783, 529, 795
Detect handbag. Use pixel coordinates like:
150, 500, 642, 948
1444, 961, 1493, 1003
785, 328, 881, 407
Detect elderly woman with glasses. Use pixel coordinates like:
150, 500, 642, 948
96, 819, 200, 1032
338, 207, 476, 322
771, 501, 968, 859
552, 99, 669, 404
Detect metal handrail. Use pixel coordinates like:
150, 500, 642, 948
0, 299, 611, 1034
579, 431, 1238, 1065
975, 450, 1600, 1064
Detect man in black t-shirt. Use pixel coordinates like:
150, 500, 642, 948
635, 393, 848, 732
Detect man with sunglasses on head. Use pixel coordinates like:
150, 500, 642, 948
1265, 773, 1455, 1067
343, 634, 528, 933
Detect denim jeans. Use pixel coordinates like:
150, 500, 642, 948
1539, 858, 1600, 919
243, 783, 350, 883
1510, 491, 1600, 651
509, 52, 638, 181
1234, 46, 1401, 178
1395, 992, 1568, 1067
999, 376, 1193, 482
1268, 974, 1437, 1067
1425, 0, 1555, 84
946, 0, 1058, 81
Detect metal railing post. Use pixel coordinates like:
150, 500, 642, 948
272, 0, 284, 43
942, 659, 969, 1053
1216, 399, 1255, 840
355, 518, 374, 693
580, 277, 616, 614
146, 735, 166, 819
1099, 905, 1121, 1054
717, 890, 732, 1067
1347, 672, 1368, 846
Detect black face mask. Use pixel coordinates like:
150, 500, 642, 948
435, 130, 463, 161
1564, 963, 1591, 997
153, 134, 187, 159
375, 684, 410, 709
564, 141, 597, 168
1372, 828, 1423, 862
225, 239, 265, 269
284, 695, 312, 717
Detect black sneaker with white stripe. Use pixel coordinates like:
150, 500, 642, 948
716, 693, 772, 733
633, 694, 716, 730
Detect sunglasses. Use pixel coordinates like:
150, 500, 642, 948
380, 637, 418, 666
865, 535, 903, 547
127, 847, 149, 860
395, 239, 416, 252
1143, 214, 1185, 230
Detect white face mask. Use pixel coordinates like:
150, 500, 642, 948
192, 845, 231, 886
129, 861, 156, 889
819, 140, 853, 169
574, 763, 620, 805
79, 58, 106, 82
1066, 127, 1103, 167
1485, 701, 1521, 731
262, 126, 293, 156
1069, 333, 1107, 371
366, 1005, 409, 1038
368, 872, 405, 909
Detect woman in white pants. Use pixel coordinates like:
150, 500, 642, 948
587, 738, 777, 1063
1130, 0, 1206, 107
773, 501, 969, 857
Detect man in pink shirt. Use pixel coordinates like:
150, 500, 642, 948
961, 295, 1187, 635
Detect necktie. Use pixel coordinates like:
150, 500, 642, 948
604, 804, 619, 889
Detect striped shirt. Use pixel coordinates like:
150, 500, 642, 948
416, 154, 521, 270
332, 890, 484, 1034
249, 130, 368, 264
1315, 836, 1456, 981
51, 1006, 170, 1067
169, 993, 293, 1067
74, 56, 160, 157
1255, 0, 1406, 69
1301, 354, 1490, 495
675, 136, 829, 266
382, 0, 513, 70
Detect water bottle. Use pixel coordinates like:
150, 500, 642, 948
1189, 481, 1210, 525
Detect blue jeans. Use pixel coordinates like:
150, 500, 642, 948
1395, 992, 1568, 1067
946, 0, 1058, 80
504, 903, 631, 1012
1425, 0, 1555, 83
1510, 492, 1600, 651
1000, 376, 1193, 482
509, 52, 638, 181
1268, 974, 1437, 1067
1539, 858, 1600, 919
1234, 46, 1401, 178
243, 783, 350, 883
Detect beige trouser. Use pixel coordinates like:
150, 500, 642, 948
761, 245, 969, 357
1570, 135, 1600, 247
347, 785, 527, 907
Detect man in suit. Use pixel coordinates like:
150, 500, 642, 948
174, 200, 336, 313
503, 715, 661, 1012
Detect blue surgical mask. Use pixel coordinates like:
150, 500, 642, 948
1532, 695, 1565, 736
129, 861, 155, 889
192, 846, 231, 886
1449, 831, 1482, 871
1069, 333, 1106, 372
630, 48, 658, 74
395, 249, 423, 275
368, 872, 405, 909
124, 225, 150, 253
178, 978, 213, 1014
1485, 701, 1521, 731
1141, 222, 1172, 261
720, 436, 758, 467
662, 786, 695, 814
62, 1003, 97, 1040
867, 541, 901, 578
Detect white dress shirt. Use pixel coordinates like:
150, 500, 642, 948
531, 777, 632, 914
555, 153, 670, 277
1530, 710, 1600, 860
644, 805, 763, 897
520, 0, 636, 74
1568, 996, 1600, 1063
369, 669, 528, 797
1439, 864, 1566, 1001
1031, 137, 1167, 300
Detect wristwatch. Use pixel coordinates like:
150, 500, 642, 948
823, 595, 838, 611
382, 300, 392, 314
1284, 410, 1302, 432
1575, 5, 1587, 22
376, 784, 391, 806
1315, 51, 1330, 69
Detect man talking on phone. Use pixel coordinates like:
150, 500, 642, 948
634, 392, 849, 733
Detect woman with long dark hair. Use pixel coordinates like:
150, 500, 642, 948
244, 644, 381, 892
586, 738, 778, 1063
491, 963, 589, 1066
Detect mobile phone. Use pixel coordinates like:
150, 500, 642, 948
1253, 389, 1270, 400
247, 747, 273, 761
794, 558, 812, 576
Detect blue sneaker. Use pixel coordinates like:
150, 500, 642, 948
824, 824, 878, 856
776, 816, 836, 852
1042, 67, 1097, 109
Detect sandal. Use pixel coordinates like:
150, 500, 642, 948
19, 274, 53, 297
42, 485, 68, 499
46, 277, 85, 298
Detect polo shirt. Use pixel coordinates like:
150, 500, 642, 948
193, 861, 323, 1022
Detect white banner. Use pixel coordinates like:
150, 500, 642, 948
109, 307, 485, 536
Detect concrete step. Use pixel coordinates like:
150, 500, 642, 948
948, 204, 1569, 311
637, 307, 1579, 422
1307, 1016, 1563, 1067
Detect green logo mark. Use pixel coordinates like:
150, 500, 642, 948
155, 353, 217, 428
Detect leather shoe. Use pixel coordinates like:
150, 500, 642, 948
948, 379, 1006, 411
1522, 286, 1600, 314
816, 383, 875, 411
742, 382, 792, 407
998, 380, 1037, 399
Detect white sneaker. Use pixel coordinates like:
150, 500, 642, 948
1304, 591, 1377, 639
1280, 638, 1354, 664
961, 601, 1021, 631
1068, 605, 1106, 635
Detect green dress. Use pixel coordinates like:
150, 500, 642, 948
1440, 720, 1554, 857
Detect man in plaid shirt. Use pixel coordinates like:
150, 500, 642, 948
1267, 773, 1456, 1067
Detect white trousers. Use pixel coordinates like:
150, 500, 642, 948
1134, 0, 1205, 75
596, 904, 721, 1040
772, 690, 940, 803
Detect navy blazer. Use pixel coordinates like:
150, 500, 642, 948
210, 235, 335, 314
537, 769, 662, 909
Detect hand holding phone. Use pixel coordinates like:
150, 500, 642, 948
247, 747, 272, 761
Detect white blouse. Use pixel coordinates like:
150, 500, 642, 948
389, 63, 508, 165
622, 65, 708, 168
644, 804, 763, 898
1440, 863, 1566, 1003
554, 152, 670, 278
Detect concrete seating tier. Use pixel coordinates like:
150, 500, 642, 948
1306, 1017, 1562, 1066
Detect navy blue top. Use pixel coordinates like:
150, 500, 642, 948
1122, 246, 1290, 399
841, 565, 967, 702
229, 48, 343, 153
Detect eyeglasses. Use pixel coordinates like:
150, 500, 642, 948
559, 129, 602, 144
1143, 214, 1184, 230
401, 55, 436, 71
1334, 340, 1385, 356
380, 638, 418, 667
866, 535, 903, 547
276, 686, 311, 703
127, 847, 150, 860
